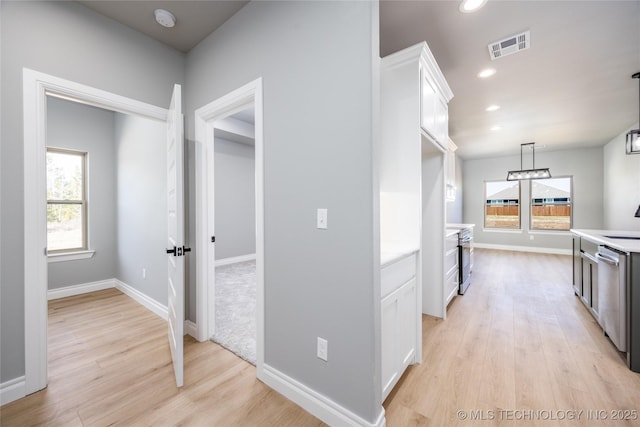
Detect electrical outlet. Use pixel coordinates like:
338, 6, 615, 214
142, 268, 146, 279
317, 209, 328, 229
317, 337, 328, 361
530, 235, 534, 240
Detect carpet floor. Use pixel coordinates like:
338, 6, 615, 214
210, 260, 256, 365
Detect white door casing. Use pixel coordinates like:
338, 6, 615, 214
22, 68, 170, 396
166, 84, 185, 388
194, 78, 264, 376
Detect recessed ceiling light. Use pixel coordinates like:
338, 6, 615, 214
459, 0, 488, 13
154, 9, 176, 28
486, 105, 501, 112
491, 126, 502, 131
477, 68, 496, 78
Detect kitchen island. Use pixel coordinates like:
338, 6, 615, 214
571, 229, 640, 373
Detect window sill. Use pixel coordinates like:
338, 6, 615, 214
528, 230, 572, 236
482, 228, 523, 234
48, 250, 95, 263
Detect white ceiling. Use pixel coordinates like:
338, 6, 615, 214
77, 0, 640, 160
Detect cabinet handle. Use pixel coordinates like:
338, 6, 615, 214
596, 253, 618, 266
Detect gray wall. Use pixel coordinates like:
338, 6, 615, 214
214, 138, 256, 260
46, 98, 117, 289
185, 1, 379, 421
115, 113, 168, 305
604, 123, 640, 231
1, 0, 184, 383
463, 147, 604, 250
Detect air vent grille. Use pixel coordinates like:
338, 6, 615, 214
488, 30, 530, 60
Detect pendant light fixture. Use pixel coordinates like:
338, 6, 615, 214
506, 142, 551, 181
626, 72, 640, 154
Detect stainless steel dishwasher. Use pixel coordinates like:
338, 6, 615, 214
597, 246, 628, 352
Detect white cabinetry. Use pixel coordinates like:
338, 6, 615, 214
381, 41, 453, 321
420, 65, 450, 149
445, 232, 459, 304
379, 40, 453, 403
381, 252, 418, 401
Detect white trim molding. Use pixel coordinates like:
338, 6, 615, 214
214, 253, 256, 267
474, 243, 572, 256
0, 376, 26, 406
22, 68, 169, 396
114, 280, 168, 320
47, 250, 95, 263
194, 78, 265, 379
260, 364, 386, 427
184, 320, 198, 338
48, 278, 115, 300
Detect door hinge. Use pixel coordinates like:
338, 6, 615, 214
211, 236, 215, 243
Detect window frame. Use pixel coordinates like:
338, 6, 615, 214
529, 175, 573, 232
483, 179, 522, 230
46, 147, 88, 254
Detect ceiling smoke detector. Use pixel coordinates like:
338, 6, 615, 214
154, 9, 176, 28
488, 30, 530, 60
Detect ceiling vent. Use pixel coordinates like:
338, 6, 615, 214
488, 31, 530, 60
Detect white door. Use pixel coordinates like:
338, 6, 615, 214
166, 84, 185, 387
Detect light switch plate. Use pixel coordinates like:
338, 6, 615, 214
317, 208, 328, 229
317, 337, 328, 361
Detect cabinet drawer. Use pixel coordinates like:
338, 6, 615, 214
381, 253, 417, 298
581, 238, 599, 258
446, 268, 459, 304
445, 248, 458, 276
446, 234, 458, 252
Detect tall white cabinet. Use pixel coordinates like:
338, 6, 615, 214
379, 41, 453, 402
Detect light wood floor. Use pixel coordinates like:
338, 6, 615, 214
0, 289, 324, 426
384, 249, 640, 426
2, 250, 639, 426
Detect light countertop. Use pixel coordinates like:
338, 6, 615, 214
571, 229, 640, 253
446, 229, 459, 238
446, 223, 475, 231
381, 249, 419, 267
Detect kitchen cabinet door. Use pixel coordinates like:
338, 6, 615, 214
397, 278, 417, 369
381, 291, 399, 399
573, 237, 581, 295
434, 96, 449, 149
420, 70, 437, 138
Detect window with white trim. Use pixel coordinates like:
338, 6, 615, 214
484, 180, 521, 229
530, 177, 573, 231
46, 148, 87, 252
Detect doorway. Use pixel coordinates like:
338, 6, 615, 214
194, 79, 265, 375
209, 106, 258, 364
23, 69, 183, 395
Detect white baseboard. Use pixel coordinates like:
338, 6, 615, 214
215, 253, 256, 267
474, 243, 572, 256
184, 320, 197, 338
260, 364, 386, 427
114, 279, 168, 320
0, 376, 26, 406
48, 279, 116, 300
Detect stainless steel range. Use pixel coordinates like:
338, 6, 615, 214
458, 228, 473, 294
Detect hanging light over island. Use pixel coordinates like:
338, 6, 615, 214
506, 142, 552, 181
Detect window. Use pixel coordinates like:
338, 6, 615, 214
484, 180, 520, 229
530, 177, 572, 231
46, 148, 87, 252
